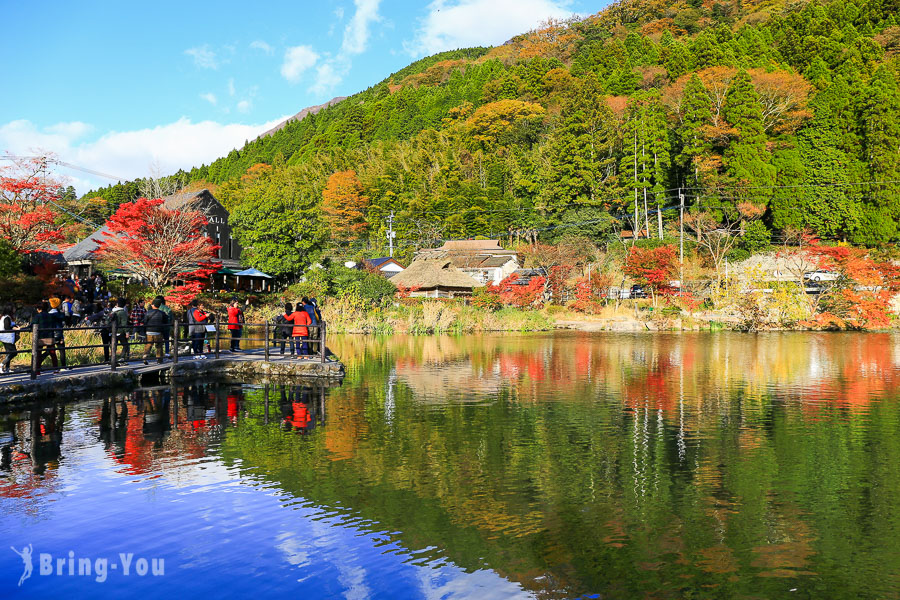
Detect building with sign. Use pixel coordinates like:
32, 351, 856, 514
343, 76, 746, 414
63, 189, 242, 277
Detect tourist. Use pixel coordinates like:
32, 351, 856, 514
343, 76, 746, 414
141, 297, 169, 365
63, 296, 74, 326
227, 298, 244, 352
0, 305, 21, 374
187, 299, 209, 358
285, 302, 312, 356
129, 299, 146, 345
71, 296, 83, 326
107, 298, 130, 364
301, 297, 318, 326
156, 296, 173, 356
276, 303, 296, 356
30, 302, 58, 374
85, 301, 111, 363
47, 297, 69, 370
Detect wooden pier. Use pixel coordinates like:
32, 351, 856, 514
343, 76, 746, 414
0, 348, 344, 404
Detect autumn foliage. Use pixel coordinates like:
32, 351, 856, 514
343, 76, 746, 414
95, 197, 220, 292
624, 245, 678, 298
472, 274, 547, 309
802, 243, 900, 330
321, 170, 369, 241
0, 156, 70, 253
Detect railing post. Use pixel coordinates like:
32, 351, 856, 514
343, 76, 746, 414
264, 321, 270, 362
172, 319, 179, 365
110, 319, 118, 371
31, 323, 39, 379
320, 321, 326, 364
215, 313, 221, 359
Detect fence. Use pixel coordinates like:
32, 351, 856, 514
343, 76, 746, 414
0, 316, 328, 380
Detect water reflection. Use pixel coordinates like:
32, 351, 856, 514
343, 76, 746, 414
0, 332, 898, 599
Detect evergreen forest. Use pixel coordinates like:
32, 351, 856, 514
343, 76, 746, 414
82, 0, 900, 278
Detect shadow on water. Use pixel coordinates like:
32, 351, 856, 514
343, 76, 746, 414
0, 331, 899, 599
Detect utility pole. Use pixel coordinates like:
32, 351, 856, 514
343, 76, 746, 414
679, 187, 685, 290
386, 211, 396, 258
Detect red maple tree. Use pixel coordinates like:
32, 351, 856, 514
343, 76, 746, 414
0, 156, 70, 252
94, 197, 220, 292
802, 243, 900, 330
473, 273, 546, 309
624, 245, 678, 304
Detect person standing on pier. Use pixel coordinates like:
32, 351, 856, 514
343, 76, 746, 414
30, 302, 58, 374
227, 298, 244, 352
47, 297, 69, 370
0, 305, 21, 374
157, 296, 173, 356
277, 303, 295, 356
285, 303, 312, 356
187, 299, 209, 359
142, 297, 169, 365
107, 298, 130, 364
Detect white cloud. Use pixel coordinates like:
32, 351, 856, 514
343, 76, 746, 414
45, 121, 93, 139
227, 78, 236, 97
185, 45, 219, 69
0, 117, 287, 195
334, 6, 345, 20
236, 100, 252, 113
200, 92, 218, 105
342, 0, 381, 56
406, 0, 574, 56
250, 40, 273, 54
309, 62, 345, 96
281, 45, 320, 83
308, 0, 383, 96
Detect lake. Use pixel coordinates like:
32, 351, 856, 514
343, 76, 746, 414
1, 331, 899, 598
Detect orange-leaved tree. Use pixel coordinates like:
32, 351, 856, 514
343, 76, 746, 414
321, 170, 369, 242
94, 197, 220, 292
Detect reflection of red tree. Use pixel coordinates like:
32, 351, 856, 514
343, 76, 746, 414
801, 334, 898, 414
112, 412, 159, 477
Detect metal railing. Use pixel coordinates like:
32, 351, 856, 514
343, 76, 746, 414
0, 316, 329, 380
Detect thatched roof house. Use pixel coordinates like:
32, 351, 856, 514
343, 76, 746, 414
414, 239, 519, 285
390, 259, 483, 298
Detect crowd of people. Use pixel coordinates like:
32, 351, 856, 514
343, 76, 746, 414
0, 288, 323, 375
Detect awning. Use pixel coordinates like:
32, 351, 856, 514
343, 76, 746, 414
234, 268, 273, 279
217, 267, 238, 275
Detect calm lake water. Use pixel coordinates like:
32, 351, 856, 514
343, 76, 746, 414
1, 331, 899, 599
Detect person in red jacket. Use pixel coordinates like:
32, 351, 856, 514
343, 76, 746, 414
285, 305, 311, 356
226, 299, 244, 352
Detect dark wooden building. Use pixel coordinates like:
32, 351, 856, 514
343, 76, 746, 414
63, 189, 242, 277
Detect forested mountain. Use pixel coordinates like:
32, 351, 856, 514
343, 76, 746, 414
83, 0, 900, 277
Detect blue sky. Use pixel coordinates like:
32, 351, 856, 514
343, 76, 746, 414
0, 0, 598, 194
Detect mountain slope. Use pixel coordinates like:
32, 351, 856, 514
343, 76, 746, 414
83, 0, 900, 275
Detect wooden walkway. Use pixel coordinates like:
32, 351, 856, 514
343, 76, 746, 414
0, 348, 342, 391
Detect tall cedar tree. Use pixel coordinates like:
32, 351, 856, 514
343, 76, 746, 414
620, 91, 670, 238
722, 70, 775, 202
544, 79, 617, 215
675, 74, 713, 188
321, 170, 370, 242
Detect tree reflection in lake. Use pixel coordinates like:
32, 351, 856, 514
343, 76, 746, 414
0, 332, 897, 599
